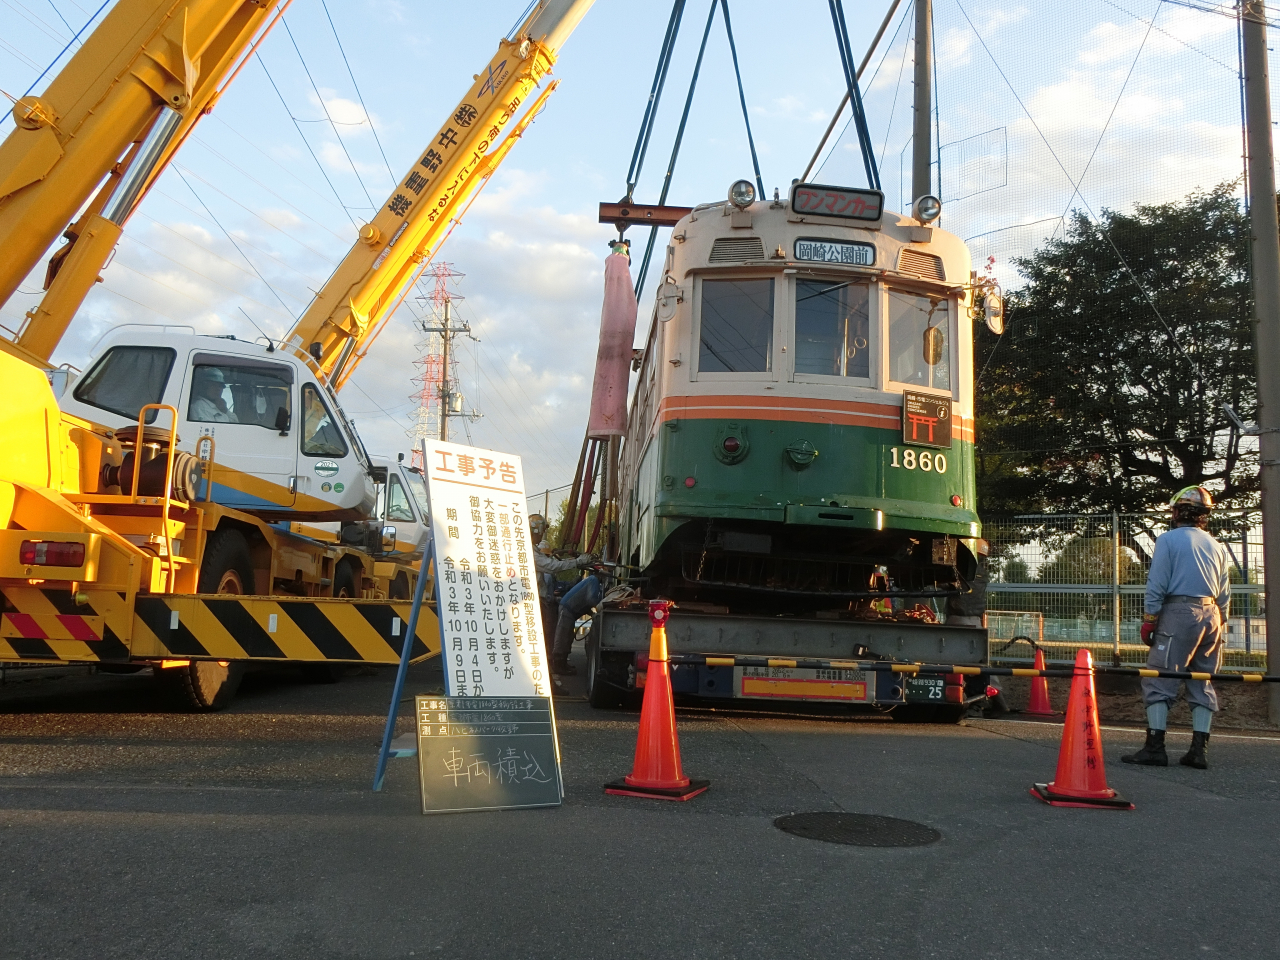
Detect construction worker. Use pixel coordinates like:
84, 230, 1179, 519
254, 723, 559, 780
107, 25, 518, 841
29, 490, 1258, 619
529, 514, 591, 663
551, 562, 602, 676
189, 367, 232, 422
1122, 486, 1230, 770
302, 388, 346, 456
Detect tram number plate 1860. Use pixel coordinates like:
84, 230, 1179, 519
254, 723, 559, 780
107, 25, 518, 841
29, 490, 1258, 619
904, 676, 946, 702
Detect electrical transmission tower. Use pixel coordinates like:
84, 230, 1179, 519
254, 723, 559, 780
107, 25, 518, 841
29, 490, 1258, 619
408, 262, 481, 466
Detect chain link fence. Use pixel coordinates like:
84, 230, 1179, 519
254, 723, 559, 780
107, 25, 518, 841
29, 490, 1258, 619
983, 511, 1265, 671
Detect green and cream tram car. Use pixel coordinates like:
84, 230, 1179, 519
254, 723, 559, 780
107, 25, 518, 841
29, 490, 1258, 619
588, 181, 995, 719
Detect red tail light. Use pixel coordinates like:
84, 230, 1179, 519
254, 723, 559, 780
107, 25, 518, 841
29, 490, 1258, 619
944, 672, 965, 703
19, 540, 85, 567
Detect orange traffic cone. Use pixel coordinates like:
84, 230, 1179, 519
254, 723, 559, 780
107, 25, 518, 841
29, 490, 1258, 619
604, 600, 710, 801
1025, 647, 1055, 716
1031, 649, 1132, 809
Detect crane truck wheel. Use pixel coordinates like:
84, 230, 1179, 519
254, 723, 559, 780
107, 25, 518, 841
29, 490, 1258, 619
197, 529, 255, 596
300, 559, 361, 684
173, 660, 244, 711
389, 573, 411, 601
161, 529, 255, 711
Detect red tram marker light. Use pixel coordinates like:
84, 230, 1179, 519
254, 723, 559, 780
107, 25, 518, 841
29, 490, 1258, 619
950, 495, 963, 506
722, 437, 740, 453
685, 477, 697, 488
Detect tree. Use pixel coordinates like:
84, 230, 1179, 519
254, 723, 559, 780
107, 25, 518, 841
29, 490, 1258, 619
975, 183, 1259, 514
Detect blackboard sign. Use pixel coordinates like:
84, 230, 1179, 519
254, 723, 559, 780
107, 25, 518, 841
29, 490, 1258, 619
414, 696, 563, 814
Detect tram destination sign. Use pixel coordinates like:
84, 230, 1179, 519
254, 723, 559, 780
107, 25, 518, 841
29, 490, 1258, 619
901, 390, 952, 449
790, 182, 884, 221
794, 238, 875, 266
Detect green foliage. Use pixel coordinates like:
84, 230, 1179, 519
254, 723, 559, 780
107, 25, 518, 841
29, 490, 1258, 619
975, 183, 1259, 513
1035, 537, 1145, 587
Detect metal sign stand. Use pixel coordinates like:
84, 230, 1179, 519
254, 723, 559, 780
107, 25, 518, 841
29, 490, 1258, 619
372, 532, 434, 793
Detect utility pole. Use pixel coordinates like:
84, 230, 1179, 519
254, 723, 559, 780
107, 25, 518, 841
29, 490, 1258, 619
912, 0, 933, 203
439, 299, 452, 442
409, 263, 480, 459
1241, 0, 1280, 718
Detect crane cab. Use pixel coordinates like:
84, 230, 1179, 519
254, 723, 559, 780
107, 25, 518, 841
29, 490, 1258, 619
60, 330, 375, 522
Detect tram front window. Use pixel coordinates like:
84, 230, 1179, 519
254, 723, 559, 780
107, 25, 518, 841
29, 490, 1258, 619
888, 290, 951, 391
698, 278, 774, 373
795, 280, 870, 378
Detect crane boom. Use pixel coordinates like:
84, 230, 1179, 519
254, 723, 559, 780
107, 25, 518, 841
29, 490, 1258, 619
0, 0, 286, 369
283, 0, 594, 390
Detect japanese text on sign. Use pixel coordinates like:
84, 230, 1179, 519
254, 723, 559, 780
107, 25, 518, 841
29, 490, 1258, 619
423, 441, 547, 698
414, 696, 562, 814
794, 238, 876, 265
790, 183, 884, 221
901, 389, 952, 450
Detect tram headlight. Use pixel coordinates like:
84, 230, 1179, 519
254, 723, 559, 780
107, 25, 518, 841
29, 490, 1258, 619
912, 194, 942, 223
728, 179, 756, 209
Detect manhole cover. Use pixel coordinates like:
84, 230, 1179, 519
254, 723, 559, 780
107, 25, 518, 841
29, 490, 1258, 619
773, 812, 940, 847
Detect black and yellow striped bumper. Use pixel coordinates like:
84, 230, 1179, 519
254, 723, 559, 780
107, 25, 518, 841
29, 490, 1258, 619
0, 586, 438, 665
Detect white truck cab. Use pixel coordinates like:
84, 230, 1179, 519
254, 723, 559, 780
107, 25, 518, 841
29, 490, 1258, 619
60, 330, 375, 522
370, 455, 429, 558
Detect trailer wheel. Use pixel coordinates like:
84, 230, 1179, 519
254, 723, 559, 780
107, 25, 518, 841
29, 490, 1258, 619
198, 529, 255, 595
389, 573, 411, 600
935, 705, 966, 724
585, 625, 622, 709
169, 660, 243, 712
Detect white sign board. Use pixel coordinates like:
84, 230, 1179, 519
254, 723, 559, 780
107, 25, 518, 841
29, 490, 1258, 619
422, 440, 549, 697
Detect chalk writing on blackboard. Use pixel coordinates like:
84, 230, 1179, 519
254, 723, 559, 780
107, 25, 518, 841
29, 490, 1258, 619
415, 695, 562, 814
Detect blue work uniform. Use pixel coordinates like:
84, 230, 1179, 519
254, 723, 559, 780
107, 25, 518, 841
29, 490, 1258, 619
1142, 525, 1231, 711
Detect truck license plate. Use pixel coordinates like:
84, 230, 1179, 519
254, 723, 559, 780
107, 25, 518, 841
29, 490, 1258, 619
735, 666, 873, 702
904, 676, 946, 702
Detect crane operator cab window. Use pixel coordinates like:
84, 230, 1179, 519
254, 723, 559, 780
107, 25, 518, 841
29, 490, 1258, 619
187, 362, 292, 428
698, 278, 775, 373
301, 384, 349, 458
405, 468, 429, 519
795, 279, 871, 378
887, 289, 951, 392
385, 475, 416, 522
73, 346, 176, 424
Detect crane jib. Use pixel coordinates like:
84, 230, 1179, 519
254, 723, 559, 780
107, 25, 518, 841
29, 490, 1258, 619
286, 38, 561, 386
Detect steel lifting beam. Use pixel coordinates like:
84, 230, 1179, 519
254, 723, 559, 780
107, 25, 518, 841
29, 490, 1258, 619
599, 202, 693, 229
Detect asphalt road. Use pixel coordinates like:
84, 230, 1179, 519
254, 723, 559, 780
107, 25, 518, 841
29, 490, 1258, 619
1, 655, 1278, 960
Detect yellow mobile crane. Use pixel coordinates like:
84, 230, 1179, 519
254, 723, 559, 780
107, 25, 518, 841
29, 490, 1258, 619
0, 0, 593, 708
0, 0, 288, 368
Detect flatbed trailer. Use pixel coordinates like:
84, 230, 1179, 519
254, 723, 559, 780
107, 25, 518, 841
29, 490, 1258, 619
585, 605, 986, 721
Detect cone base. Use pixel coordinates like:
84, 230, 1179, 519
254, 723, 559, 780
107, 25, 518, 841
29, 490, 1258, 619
1023, 709, 1058, 717
604, 777, 710, 801
1030, 783, 1133, 810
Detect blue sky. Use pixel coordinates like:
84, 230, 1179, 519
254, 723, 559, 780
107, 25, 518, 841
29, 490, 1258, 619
1, 0, 1267, 492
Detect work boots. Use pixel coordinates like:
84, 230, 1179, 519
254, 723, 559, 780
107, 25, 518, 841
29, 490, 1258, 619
1121, 729, 1168, 766
551, 659, 576, 676
1179, 731, 1210, 769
